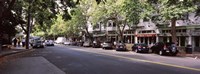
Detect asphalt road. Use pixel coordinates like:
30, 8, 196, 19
1, 44, 200, 74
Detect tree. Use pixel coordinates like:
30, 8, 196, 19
141, 0, 198, 44
91, 0, 127, 42
122, 0, 143, 30
68, 0, 97, 41
0, 0, 22, 46
12, 0, 58, 49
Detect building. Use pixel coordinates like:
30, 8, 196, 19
158, 13, 200, 51
134, 19, 159, 45
89, 13, 200, 51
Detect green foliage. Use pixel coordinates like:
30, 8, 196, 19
122, 0, 143, 25
141, 0, 198, 21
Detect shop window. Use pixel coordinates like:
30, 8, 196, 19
180, 37, 185, 46
163, 37, 167, 43
195, 37, 199, 47
145, 37, 148, 44
141, 37, 144, 43
132, 36, 134, 43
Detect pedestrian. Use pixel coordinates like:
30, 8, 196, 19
17, 38, 21, 47
22, 38, 25, 47
13, 38, 17, 47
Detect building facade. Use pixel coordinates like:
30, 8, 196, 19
89, 13, 200, 51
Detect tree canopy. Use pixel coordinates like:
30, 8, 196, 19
1, 0, 200, 43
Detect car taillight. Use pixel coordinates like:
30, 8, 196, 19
143, 47, 146, 49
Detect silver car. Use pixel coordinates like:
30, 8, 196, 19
102, 41, 114, 49
32, 40, 45, 48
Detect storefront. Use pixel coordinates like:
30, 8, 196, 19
135, 33, 157, 45
123, 30, 134, 43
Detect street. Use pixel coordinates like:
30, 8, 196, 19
0, 45, 200, 74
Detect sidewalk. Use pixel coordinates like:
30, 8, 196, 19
0, 46, 32, 58
185, 52, 200, 59
0, 57, 66, 74
177, 50, 200, 59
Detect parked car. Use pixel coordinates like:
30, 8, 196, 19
64, 41, 70, 45
132, 43, 149, 53
115, 41, 127, 51
92, 40, 101, 48
69, 41, 77, 46
83, 41, 92, 47
55, 37, 66, 44
151, 42, 179, 56
77, 40, 84, 46
102, 41, 114, 49
32, 40, 45, 48
45, 40, 54, 46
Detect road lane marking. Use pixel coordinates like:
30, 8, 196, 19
70, 47, 200, 72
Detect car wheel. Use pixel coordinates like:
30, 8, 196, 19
159, 50, 163, 55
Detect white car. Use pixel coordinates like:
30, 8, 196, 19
55, 37, 67, 44
64, 41, 70, 45
45, 40, 54, 46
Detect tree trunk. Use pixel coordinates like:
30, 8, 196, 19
171, 18, 177, 44
116, 19, 126, 42
26, 2, 31, 49
85, 26, 93, 41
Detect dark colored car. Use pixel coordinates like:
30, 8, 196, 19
77, 41, 84, 46
115, 42, 127, 51
92, 40, 101, 48
132, 43, 149, 53
102, 41, 114, 49
151, 42, 179, 56
69, 41, 77, 46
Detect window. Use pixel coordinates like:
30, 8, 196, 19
180, 37, 185, 46
146, 30, 152, 33
113, 22, 116, 27
162, 30, 165, 33
128, 31, 132, 34
195, 37, 199, 47
142, 31, 146, 33
182, 29, 186, 32
108, 22, 112, 27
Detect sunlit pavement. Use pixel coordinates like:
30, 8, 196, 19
0, 44, 200, 74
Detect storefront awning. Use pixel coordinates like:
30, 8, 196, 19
93, 34, 106, 37
135, 34, 156, 37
